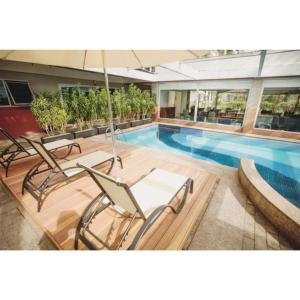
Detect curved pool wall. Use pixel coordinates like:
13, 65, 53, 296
239, 159, 300, 248
118, 124, 300, 208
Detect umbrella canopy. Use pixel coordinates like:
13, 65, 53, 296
0, 50, 209, 180
0, 50, 209, 68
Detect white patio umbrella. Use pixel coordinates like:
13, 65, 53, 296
0, 50, 209, 179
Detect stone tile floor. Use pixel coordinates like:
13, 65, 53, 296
0, 183, 55, 250
188, 168, 293, 250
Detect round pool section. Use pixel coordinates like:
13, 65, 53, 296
118, 124, 300, 208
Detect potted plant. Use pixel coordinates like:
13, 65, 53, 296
142, 91, 156, 124
64, 86, 98, 139
31, 90, 73, 143
95, 88, 109, 134
113, 88, 131, 130
127, 84, 143, 127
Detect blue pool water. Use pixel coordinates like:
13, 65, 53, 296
118, 124, 300, 208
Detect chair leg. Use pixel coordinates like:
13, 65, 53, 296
128, 205, 170, 250
5, 163, 9, 177
4, 152, 18, 177
190, 178, 194, 193
22, 160, 45, 195
106, 159, 114, 174
74, 194, 111, 250
117, 156, 123, 169
35, 173, 58, 212
74, 221, 81, 250
173, 178, 193, 214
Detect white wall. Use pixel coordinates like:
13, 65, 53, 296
0, 70, 124, 94
158, 79, 254, 91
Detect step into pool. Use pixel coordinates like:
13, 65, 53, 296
117, 124, 300, 208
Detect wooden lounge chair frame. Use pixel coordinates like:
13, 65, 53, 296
21, 137, 123, 212
74, 165, 193, 250
0, 127, 81, 176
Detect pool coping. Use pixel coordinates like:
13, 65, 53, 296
157, 120, 300, 144
118, 121, 300, 176
238, 158, 300, 249
113, 120, 300, 144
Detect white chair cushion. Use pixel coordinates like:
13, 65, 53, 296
130, 168, 189, 216
26, 139, 75, 156
60, 150, 113, 177
44, 139, 75, 150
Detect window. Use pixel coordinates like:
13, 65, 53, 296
5, 80, 33, 105
60, 85, 92, 98
60, 84, 115, 99
160, 89, 248, 126
0, 80, 10, 106
255, 88, 300, 132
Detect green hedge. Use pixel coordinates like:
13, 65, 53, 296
31, 84, 156, 136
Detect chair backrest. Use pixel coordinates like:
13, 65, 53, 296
78, 164, 145, 218
22, 137, 61, 170
0, 127, 28, 153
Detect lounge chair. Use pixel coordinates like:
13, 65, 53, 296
21, 137, 123, 212
74, 165, 193, 250
0, 127, 81, 176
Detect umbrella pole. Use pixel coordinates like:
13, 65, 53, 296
103, 65, 121, 181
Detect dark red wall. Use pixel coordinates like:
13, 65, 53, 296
0, 107, 41, 138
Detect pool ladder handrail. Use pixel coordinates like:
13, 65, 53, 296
105, 127, 127, 142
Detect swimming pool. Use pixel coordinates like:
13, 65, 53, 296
118, 124, 300, 208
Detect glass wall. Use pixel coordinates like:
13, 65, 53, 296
255, 88, 300, 132
160, 89, 248, 126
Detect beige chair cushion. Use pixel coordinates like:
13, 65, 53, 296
93, 172, 138, 215
26, 139, 76, 155
44, 139, 76, 150
61, 150, 113, 177
26, 148, 37, 155
130, 168, 189, 216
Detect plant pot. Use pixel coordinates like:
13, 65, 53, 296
115, 122, 131, 130
130, 120, 144, 127
97, 126, 109, 135
41, 132, 74, 144
73, 128, 98, 139
142, 118, 152, 125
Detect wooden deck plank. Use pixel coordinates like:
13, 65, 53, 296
1, 138, 219, 250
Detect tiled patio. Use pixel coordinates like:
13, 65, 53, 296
188, 168, 293, 250
0, 135, 294, 250
0, 183, 54, 250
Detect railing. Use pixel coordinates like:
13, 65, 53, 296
105, 127, 127, 141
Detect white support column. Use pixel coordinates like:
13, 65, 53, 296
156, 83, 160, 119
194, 89, 199, 122
242, 79, 264, 133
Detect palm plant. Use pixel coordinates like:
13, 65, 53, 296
140, 90, 150, 119
96, 88, 110, 124
63, 85, 86, 131
127, 84, 142, 120
118, 87, 130, 121
84, 89, 98, 128
31, 90, 67, 135
146, 93, 156, 118
112, 89, 122, 122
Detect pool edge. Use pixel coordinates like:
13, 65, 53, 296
238, 158, 300, 249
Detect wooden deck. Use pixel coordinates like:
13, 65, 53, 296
1, 138, 219, 250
